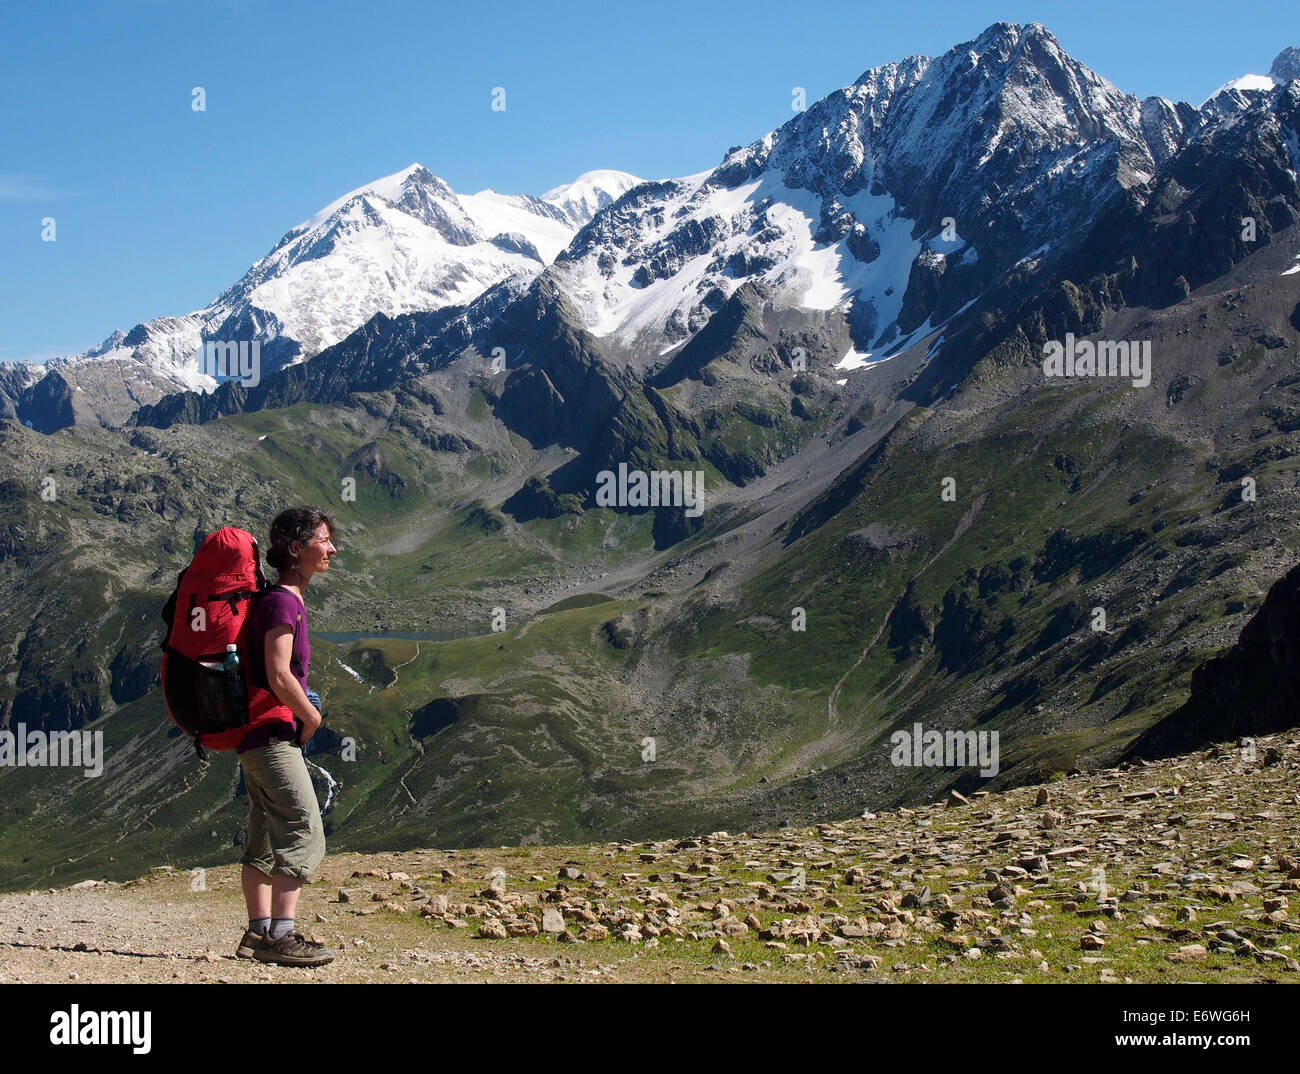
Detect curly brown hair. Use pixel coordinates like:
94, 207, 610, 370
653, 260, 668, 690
266, 506, 336, 574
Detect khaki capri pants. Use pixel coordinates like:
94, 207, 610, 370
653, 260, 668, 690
238, 740, 325, 882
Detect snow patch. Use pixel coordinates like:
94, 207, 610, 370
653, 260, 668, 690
335, 656, 364, 684
835, 347, 874, 371
461, 190, 574, 262
926, 222, 967, 254
553, 162, 923, 357
1283, 125, 1300, 183
1201, 74, 1276, 109
1015, 242, 1052, 268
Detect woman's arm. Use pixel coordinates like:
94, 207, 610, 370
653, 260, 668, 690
264, 623, 322, 744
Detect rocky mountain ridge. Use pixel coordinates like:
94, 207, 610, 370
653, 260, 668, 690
2, 165, 640, 431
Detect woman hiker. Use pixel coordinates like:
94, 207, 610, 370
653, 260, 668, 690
234, 506, 338, 967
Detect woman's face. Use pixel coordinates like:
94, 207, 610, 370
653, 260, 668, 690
295, 523, 336, 576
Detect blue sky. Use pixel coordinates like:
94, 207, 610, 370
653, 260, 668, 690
2, 0, 1297, 363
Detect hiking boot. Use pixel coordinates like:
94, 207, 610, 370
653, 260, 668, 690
252, 930, 334, 967
236, 928, 267, 959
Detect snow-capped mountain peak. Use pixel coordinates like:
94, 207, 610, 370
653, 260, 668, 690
1201, 46, 1300, 112
20, 25, 1300, 434
550, 21, 1169, 365
292, 162, 436, 234
42, 164, 644, 401
1203, 73, 1278, 109
541, 170, 644, 227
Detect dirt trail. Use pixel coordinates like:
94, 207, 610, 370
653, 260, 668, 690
0, 851, 644, 984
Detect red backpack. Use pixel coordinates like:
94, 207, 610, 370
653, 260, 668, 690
159, 527, 295, 759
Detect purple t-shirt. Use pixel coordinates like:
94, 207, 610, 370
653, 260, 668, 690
238, 587, 309, 753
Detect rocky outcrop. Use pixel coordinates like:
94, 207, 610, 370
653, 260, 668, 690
1128, 560, 1300, 758
501, 477, 582, 522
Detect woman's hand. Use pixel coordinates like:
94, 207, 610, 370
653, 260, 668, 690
298, 689, 324, 746
297, 712, 321, 746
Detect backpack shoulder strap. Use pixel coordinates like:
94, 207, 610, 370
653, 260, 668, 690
159, 568, 188, 651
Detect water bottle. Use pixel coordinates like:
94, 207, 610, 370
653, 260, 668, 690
223, 643, 246, 713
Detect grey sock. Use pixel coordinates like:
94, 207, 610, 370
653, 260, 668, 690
268, 917, 294, 940
248, 917, 270, 935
